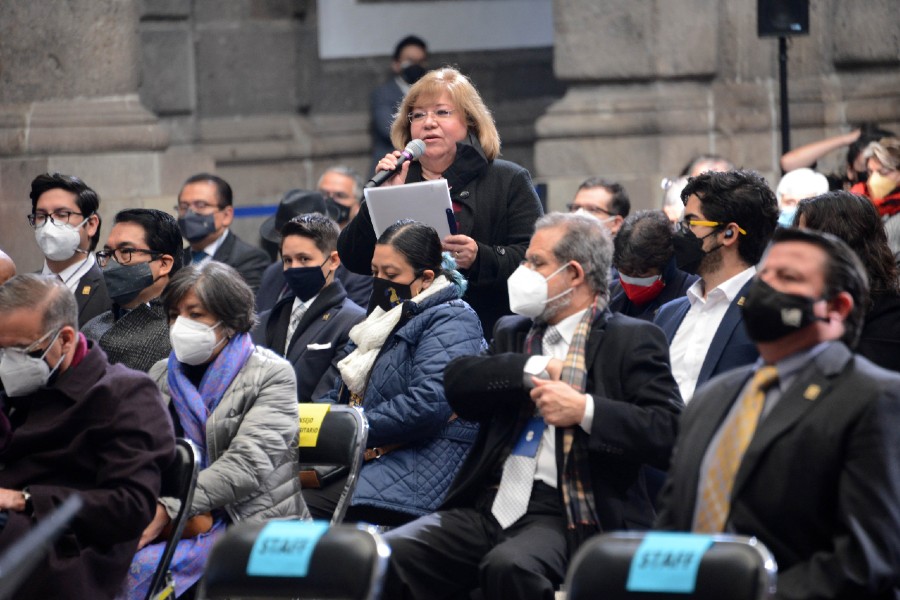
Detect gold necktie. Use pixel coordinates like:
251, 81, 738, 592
693, 365, 779, 533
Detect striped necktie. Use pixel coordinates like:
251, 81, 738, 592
284, 302, 306, 353
693, 365, 779, 533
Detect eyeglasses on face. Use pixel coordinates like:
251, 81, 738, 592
677, 219, 747, 235
27, 210, 85, 229
96, 248, 163, 268
407, 109, 455, 123
565, 204, 612, 217
173, 201, 223, 215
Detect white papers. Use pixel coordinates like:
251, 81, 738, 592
364, 179, 456, 239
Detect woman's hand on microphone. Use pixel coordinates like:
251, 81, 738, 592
375, 151, 410, 187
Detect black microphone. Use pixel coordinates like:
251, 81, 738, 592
365, 139, 426, 188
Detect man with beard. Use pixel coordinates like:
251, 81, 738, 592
654, 170, 779, 403
656, 228, 900, 599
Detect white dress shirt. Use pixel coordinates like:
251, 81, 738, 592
193, 228, 229, 263
522, 308, 596, 489
42, 251, 96, 292
669, 266, 756, 402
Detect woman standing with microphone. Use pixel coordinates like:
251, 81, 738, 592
339, 67, 543, 335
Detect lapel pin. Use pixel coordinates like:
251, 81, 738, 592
322, 313, 330, 321
737, 296, 745, 306
803, 384, 821, 401
81, 285, 91, 295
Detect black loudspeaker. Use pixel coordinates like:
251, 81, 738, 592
758, 0, 809, 37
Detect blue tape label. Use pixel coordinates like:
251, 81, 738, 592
246, 520, 329, 577
625, 532, 714, 593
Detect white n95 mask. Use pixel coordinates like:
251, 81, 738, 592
0, 329, 64, 397
169, 317, 225, 365
35, 218, 90, 262
506, 263, 572, 319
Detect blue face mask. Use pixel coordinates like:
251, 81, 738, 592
777, 208, 797, 228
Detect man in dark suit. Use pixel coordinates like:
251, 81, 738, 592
654, 169, 779, 402
253, 213, 364, 402
656, 227, 900, 599
384, 212, 683, 600
176, 173, 269, 291
28, 173, 112, 326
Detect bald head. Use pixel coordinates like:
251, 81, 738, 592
0, 250, 16, 285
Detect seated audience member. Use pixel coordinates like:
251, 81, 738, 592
851, 138, 900, 258
317, 164, 365, 228
795, 191, 900, 372
775, 167, 829, 227
654, 170, 779, 403
123, 262, 307, 599
780, 123, 895, 190
253, 213, 365, 402
82, 209, 183, 372
0, 249, 15, 284
256, 188, 372, 312
176, 173, 269, 292
384, 213, 683, 600
680, 154, 734, 177
28, 172, 112, 325
313, 220, 485, 526
566, 177, 630, 236
609, 210, 698, 321
656, 227, 900, 600
0, 275, 174, 599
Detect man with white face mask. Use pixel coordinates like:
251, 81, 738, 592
28, 172, 112, 326
384, 212, 683, 600
0, 274, 175, 599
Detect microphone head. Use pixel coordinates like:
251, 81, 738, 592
404, 139, 426, 160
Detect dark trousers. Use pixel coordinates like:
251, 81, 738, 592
383, 482, 568, 600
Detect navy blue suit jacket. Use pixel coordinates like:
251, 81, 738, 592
653, 278, 758, 391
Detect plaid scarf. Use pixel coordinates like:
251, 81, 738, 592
526, 298, 603, 541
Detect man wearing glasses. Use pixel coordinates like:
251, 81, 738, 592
653, 170, 779, 403
82, 209, 183, 372
176, 173, 269, 292
566, 177, 631, 237
28, 172, 112, 326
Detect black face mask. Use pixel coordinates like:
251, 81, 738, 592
400, 63, 427, 85
102, 261, 155, 306
741, 278, 827, 342
283, 262, 327, 302
368, 276, 416, 314
324, 197, 351, 225
672, 229, 721, 275
178, 212, 216, 243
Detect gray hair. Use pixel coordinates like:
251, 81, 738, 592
0, 274, 78, 333
535, 212, 612, 297
319, 165, 364, 200
161, 262, 257, 335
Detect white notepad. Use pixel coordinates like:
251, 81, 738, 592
364, 179, 456, 239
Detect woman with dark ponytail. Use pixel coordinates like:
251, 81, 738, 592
311, 220, 486, 526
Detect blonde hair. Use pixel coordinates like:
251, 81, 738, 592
390, 67, 501, 160
864, 138, 900, 171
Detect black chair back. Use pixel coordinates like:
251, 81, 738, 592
299, 405, 368, 524
565, 531, 777, 600
199, 520, 390, 600
146, 438, 200, 600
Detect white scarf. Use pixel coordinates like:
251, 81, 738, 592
338, 275, 453, 396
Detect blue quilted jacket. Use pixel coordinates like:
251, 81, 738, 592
321, 284, 485, 516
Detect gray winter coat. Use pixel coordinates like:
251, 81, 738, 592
150, 346, 308, 523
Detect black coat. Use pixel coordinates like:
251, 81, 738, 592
74, 261, 112, 327
441, 312, 683, 537
338, 136, 544, 335
857, 290, 900, 373
184, 230, 269, 292
656, 342, 900, 600
253, 280, 365, 402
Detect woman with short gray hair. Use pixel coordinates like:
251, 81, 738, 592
120, 261, 306, 599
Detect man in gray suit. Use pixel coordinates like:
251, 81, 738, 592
656, 227, 900, 600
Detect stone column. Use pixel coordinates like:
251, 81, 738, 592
535, 0, 900, 212
0, 0, 211, 272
